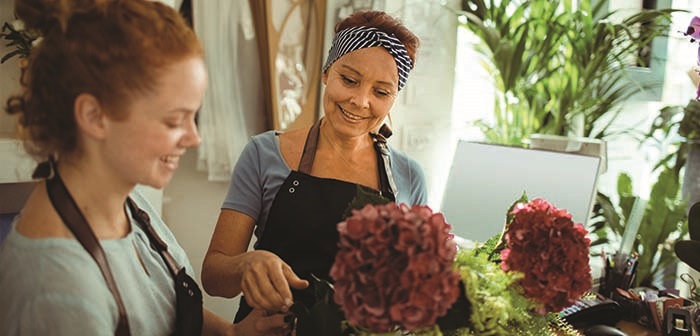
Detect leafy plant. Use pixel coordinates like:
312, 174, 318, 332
589, 167, 687, 288
0, 19, 40, 63
456, 0, 675, 145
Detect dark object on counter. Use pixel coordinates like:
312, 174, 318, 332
583, 324, 628, 336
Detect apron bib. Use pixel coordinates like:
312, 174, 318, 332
234, 119, 395, 322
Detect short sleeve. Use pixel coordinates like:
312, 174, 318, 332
406, 156, 429, 205
388, 146, 429, 206
222, 135, 264, 221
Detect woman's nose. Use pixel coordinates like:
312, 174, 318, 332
181, 118, 202, 148
350, 88, 371, 109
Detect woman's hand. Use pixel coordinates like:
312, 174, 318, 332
241, 250, 309, 312
231, 309, 290, 336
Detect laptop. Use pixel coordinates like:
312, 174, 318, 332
440, 141, 601, 243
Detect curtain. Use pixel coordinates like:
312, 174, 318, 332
192, 0, 266, 181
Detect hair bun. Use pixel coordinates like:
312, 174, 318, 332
14, 0, 70, 35
14, 0, 105, 35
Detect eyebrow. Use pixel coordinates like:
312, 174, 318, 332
339, 64, 396, 88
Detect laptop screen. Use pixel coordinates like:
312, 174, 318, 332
440, 141, 601, 243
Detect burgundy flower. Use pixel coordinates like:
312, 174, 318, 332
500, 198, 592, 314
330, 203, 460, 333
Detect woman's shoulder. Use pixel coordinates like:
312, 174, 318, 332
250, 130, 281, 145
13, 183, 73, 239
0, 231, 108, 298
387, 144, 422, 170
0, 240, 113, 333
246, 130, 285, 161
278, 126, 312, 170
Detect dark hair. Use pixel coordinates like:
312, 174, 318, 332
335, 10, 419, 67
6, 0, 203, 160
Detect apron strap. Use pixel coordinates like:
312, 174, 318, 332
45, 170, 131, 336
125, 198, 180, 277
298, 119, 322, 174
371, 131, 397, 201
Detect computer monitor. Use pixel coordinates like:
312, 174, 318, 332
440, 141, 601, 243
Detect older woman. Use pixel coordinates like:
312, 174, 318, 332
201, 10, 427, 323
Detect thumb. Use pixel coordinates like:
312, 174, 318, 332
282, 265, 309, 289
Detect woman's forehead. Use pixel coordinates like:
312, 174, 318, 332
335, 47, 398, 84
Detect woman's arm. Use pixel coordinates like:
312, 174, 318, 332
201, 209, 255, 298
201, 209, 308, 312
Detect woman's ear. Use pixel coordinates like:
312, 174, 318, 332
73, 93, 107, 140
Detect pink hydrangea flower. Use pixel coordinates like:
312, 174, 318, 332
500, 198, 592, 314
330, 203, 461, 333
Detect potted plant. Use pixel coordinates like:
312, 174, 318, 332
586, 101, 691, 288
644, 99, 700, 209
456, 0, 674, 145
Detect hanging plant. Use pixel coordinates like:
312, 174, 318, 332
0, 19, 41, 64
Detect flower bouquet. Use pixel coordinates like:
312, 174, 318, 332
295, 188, 592, 335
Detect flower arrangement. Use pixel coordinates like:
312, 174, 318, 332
294, 188, 592, 336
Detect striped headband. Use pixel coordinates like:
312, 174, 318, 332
323, 26, 413, 91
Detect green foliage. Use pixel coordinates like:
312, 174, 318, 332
619, 168, 687, 287
587, 191, 623, 249
589, 167, 688, 288
679, 100, 700, 141
342, 185, 391, 219
0, 20, 39, 63
456, 0, 675, 145
454, 250, 560, 335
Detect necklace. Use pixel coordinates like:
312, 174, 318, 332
319, 124, 370, 171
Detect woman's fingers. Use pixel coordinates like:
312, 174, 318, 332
242, 254, 299, 311
241, 251, 311, 312
283, 264, 309, 290
242, 267, 286, 311
236, 309, 290, 336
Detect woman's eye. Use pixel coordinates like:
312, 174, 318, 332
165, 119, 183, 128
341, 75, 357, 85
375, 89, 390, 97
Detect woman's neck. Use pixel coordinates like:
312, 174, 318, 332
56, 156, 132, 239
320, 119, 372, 156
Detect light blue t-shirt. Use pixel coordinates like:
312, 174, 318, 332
0, 189, 193, 336
222, 130, 429, 240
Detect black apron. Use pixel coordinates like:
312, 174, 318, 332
234, 119, 396, 322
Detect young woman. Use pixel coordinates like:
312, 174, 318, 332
201, 10, 428, 325
0, 0, 288, 335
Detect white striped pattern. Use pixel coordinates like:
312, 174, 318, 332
323, 26, 413, 91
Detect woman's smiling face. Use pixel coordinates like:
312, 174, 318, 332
322, 46, 399, 138
100, 56, 207, 189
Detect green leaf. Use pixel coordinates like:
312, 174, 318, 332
0, 49, 23, 63
341, 185, 391, 219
